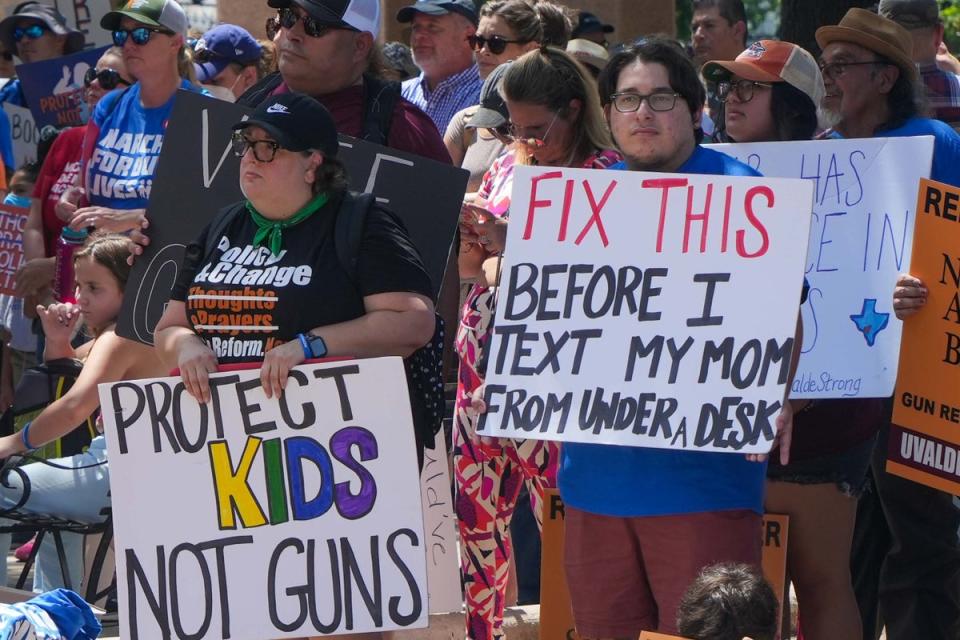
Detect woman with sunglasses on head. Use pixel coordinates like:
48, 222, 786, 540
454, 46, 619, 640
155, 93, 434, 434
15, 47, 132, 340
56, 0, 206, 236
444, 0, 570, 185
702, 40, 879, 640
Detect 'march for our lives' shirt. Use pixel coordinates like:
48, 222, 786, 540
559, 145, 770, 518
83, 80, 205, 210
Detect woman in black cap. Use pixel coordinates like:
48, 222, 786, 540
154, 92, 435, 406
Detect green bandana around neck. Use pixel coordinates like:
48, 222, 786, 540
246, 192, 330, 256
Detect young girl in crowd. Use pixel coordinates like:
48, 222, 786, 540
445, 0, 571, 193
455, 46, 619, 640
0, 233, 164, 591
702, 40, 880, 640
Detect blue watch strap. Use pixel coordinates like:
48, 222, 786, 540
296, 333, 311, 359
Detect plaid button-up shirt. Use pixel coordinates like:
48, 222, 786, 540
402, 64, 482, 135
920, 62, 960, 130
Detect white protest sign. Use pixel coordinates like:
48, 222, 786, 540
477, 165, 813, 453
3, 103, 36, 168
420, 447, 462, 614
99, 357, 428, 639
710, 136, 933, 399
53, 0, 113, 48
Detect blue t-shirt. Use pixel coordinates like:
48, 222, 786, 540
0, 78, 23, 171
85, 80, 205, 210
879, 117, 960, 188
560, 145, 770, 517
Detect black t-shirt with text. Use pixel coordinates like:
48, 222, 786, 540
170, 194, 433, 363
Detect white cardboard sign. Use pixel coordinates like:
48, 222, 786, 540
99, 357, 428, 639
710, 136, 934, 398
420, 447, 463, 614
477, 165, 813, 454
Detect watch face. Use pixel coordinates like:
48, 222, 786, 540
309, 336, 327, 358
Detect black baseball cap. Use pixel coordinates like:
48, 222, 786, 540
232, 92, 339, 158
572, 11, 614, 38
0, 1, 84, 54
397, 0, 478, 25
467, 61, 510, 130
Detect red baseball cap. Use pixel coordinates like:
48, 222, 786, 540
701, 40, 825, 109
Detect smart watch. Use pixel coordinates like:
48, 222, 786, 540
297, 333, 328, 359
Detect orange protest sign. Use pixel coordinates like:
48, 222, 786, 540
0, 204, 28, 296
539, 489, 578, 640
541, 491, 790, 640
889, 178, 960, 494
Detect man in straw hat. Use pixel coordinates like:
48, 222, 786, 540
816, 8, 960, 640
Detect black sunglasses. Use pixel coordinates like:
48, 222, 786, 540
84, 67, 130, 90
277, 8, 343, 38
193, 47, 226, 63
468, 34, 527, 55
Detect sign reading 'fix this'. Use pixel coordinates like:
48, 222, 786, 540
478, 166, 812, 454
99, 358, 428, 639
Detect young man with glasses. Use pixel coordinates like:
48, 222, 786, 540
237, 0, 449, 164
558, 39, 789, 640
396, 0, 481, 136
815, 11, 960, 640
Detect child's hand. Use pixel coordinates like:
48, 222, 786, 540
37, 302, 80, 344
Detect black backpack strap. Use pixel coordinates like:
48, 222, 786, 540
202, 202, 246, 265
334, 191, 376, 285
235, 72, 284, 108
360, 74, 400, 146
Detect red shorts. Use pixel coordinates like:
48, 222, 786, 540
563, 506, 762, 637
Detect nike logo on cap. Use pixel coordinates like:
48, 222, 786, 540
266, 103, 289, 114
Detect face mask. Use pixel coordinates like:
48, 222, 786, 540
4, 192, 30, 208
78, 97, 91, 124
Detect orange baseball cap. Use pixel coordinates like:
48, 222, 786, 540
701, 40, 825, 109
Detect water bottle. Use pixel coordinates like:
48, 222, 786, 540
53, 227, 88, 303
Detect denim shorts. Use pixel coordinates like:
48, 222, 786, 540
767, 433, 878, 497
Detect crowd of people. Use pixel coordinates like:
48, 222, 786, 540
0, 0, 956, 639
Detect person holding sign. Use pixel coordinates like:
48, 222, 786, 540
15, 47, 132, 316
0, 233, 165, 592
812, 10, 960, 639
57, 0, 206, 234
553, 39, 798, 639
154, 92, 435, 411
454, 46, 619, 640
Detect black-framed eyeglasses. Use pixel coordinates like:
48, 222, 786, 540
467, 34, 528, 55
83, 67, 130, 90
717, 79, 773, 103
12, 24, 48, 42
277, 7, 343, 38
112, 26, 172, 47
609, 91, 680, 113
231, 132, 283, 163
818, 60, 886, 82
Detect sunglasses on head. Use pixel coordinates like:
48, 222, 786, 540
467, 34, 527, 55
13, 23, 48, 42
193, 47, 226, 63
277, 7, 343, 38
111, 26, 172, 47
84, 67, 130, 90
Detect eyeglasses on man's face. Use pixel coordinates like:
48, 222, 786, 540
609, 91, 681, 113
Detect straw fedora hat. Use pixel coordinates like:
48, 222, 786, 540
815, 8, 917, 82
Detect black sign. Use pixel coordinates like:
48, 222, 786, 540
118, 91, 466, 345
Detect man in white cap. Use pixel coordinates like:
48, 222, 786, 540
238, 0, 450, 163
